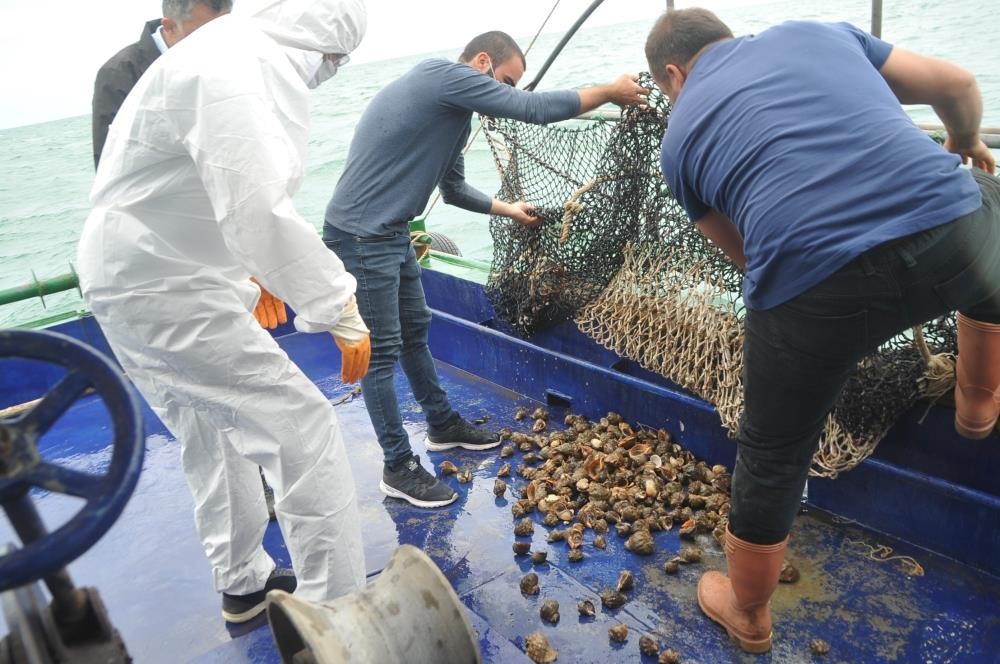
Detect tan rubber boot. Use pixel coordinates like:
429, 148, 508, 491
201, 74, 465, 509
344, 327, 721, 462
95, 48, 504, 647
697, 529, 787, 653
955, 313, 1000, 440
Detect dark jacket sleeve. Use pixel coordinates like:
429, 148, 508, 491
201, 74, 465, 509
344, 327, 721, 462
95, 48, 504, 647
92, 63, 133, 168
91, 21, 163, 169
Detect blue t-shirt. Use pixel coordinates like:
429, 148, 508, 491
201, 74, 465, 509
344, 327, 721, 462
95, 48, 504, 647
661, 21, 982, 310
325, 59, 580, 238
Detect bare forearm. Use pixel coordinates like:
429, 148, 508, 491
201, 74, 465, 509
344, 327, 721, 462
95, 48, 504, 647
695, 210, 746, 271
490, 198, 521, 218
880, 48, 983, 145
577, 86, 613, 114
575, 74, 647, 114
491, 199, 539, 226
932, 77, 983, 147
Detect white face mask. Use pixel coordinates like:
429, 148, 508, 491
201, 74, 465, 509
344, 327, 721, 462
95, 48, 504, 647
308, 53, 348, 89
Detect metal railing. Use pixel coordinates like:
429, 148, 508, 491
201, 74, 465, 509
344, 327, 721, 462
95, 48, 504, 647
0, 269, 81, 308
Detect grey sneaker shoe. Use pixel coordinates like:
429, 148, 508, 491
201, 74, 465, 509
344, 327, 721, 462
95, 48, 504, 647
221, 568, 296, 623
424, 417, 501, 452
380, 456, 458, 508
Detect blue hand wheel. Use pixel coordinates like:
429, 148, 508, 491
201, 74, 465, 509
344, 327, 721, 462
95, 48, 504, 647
0, 329, 143, 592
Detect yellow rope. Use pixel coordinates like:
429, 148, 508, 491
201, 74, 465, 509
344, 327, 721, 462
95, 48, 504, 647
844, 538, 925, 577
560, 177, 609, 243
912, 325, 956, 400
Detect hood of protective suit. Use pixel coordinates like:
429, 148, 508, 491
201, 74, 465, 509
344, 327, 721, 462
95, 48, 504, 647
239, 0, 366, 55
284, 49, 348, 89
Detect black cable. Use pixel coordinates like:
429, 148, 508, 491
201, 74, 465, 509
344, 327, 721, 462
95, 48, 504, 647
524, 0, 606, 92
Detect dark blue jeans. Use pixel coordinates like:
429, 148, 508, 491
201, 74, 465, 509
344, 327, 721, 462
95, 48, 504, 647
732, 170, 1000, 544
324, 226, 458, 468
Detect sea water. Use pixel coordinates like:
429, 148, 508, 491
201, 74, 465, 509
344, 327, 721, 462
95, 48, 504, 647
1, 0, 997, 327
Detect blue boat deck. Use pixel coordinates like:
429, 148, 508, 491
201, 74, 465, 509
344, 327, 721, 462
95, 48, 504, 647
2, 326, 998, 663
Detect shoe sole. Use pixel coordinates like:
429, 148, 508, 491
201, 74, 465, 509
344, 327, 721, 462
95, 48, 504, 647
423, 436, 502, 452
696, 577, 772, 654
380, 480, 458, 508
222, 602, 266, 624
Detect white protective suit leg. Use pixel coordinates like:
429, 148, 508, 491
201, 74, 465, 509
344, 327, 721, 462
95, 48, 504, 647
173, 400, 275, 595
86, 288, 366, 602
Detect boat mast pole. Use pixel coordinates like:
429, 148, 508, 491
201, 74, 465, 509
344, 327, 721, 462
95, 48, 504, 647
871, 0, 883, 37
524, 0, 606, 91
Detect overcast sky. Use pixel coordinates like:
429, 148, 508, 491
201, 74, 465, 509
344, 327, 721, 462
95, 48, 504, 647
0, 0, 768, 129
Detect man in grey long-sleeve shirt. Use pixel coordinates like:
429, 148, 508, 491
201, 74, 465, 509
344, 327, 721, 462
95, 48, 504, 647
323, 31, 647, 508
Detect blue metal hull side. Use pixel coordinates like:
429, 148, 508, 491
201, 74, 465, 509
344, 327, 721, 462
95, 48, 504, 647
873, 407, 998, 498
808, 460, 1000, 576
422, 268, 693, 396
2, 328, 999, 663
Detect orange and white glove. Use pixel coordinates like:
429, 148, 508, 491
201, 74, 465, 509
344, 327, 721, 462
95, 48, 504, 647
250, 277, 288, 329
331, 295, 371, 384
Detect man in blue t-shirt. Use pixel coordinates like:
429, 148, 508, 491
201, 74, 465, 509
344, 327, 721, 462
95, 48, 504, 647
645, 8, 999, 654
323, 31, 647, 509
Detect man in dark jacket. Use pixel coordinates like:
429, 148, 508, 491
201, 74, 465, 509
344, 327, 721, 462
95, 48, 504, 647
92, 1, 232, 168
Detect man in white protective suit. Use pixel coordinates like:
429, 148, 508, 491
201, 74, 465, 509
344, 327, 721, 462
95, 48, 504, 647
77, 0, 370, 622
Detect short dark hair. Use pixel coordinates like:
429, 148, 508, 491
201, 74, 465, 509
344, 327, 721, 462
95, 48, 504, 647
459, 31, 526, 69
162, 0, 232, 21
645, 8, 733, 82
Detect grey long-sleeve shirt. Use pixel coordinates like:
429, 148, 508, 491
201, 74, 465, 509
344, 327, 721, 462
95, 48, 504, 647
323, 58, 581, 238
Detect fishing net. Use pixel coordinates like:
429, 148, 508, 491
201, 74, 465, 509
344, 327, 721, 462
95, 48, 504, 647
482, 73, 957, 478
483, 91, 673, 337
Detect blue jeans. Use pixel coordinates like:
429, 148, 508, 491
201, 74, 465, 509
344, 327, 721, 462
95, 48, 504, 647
732, 169, 1000, 544
324, 226, 458, 468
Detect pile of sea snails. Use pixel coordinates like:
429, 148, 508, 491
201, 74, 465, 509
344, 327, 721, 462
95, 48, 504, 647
435, 405, 801, 662
503, 407, 733, 662
504, 407, 732, 563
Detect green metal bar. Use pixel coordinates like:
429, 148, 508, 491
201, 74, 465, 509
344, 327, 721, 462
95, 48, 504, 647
426, 250, 491, 272
0, 271, 80, 307
0, 253, 488, 319
409, 216, 428, 234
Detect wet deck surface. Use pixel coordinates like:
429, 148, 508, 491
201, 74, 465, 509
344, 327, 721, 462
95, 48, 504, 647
2, 338, 998, 663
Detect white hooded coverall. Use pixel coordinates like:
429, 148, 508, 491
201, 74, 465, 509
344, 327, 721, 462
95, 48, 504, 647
77, 0, 368, 602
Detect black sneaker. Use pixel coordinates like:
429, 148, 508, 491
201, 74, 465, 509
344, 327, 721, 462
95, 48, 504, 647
380, 456, 458, 508
424, 417, 501, 452
222, 568, 296, 623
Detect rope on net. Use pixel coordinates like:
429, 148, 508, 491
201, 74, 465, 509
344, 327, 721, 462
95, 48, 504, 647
483, 73, 959, 478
